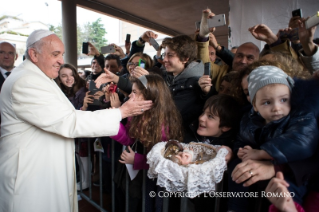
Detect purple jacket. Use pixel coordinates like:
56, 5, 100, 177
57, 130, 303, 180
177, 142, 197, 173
111, 118, 167, 170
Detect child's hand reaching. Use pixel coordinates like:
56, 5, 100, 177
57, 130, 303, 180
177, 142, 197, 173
238, 146, 272, 161
238, 146, 259, 161
119, 146, 135, 164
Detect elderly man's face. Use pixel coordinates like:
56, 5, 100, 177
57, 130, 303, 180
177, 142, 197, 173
232, 43, 259, 72
0, 42, 17, 71
32, 35, 64, 79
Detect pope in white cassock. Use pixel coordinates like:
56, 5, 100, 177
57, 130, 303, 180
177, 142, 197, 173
0, 30, 152, 212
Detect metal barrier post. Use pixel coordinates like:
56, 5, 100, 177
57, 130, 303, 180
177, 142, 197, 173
99, 149, 103, 209
77, 138, 108, 212
125, 155, 129, 212
142, 147, 146, 212
180, 196, 188, 212
111, 139, 115, 212
162, 196, 169, 212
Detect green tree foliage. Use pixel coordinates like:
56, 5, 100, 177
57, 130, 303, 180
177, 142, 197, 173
82, 18, 107, 52
49, 18, 107, 56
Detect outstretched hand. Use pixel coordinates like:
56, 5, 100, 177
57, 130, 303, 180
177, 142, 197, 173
298, 17, 317, 56
141, 31, 158, 43
119, 93, 153, 119
199, 8, 215, 37
265, 172, 297, 212
95, 68, 119, 89
87, 42, 100, 56
248, 24, 277, 45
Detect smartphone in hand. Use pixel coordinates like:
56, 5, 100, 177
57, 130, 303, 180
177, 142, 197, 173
82, 42, 88, 54
292, 9, 302, 18
149, 37, 160, 51
101, 45, 116, 54
125, 34, 131, 43
204, 62, 211, 76
138, 59, 146, 69
195, 14, 226, 30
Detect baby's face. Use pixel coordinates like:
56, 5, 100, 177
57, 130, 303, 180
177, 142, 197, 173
253, 84, 291, 124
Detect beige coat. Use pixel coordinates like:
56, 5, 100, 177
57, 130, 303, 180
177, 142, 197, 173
0, 60, 121, 212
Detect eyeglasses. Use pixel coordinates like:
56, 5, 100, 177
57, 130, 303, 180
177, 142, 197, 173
128, 62, 139, 67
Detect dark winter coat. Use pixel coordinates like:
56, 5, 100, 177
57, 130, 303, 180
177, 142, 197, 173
234, 79, 319, 166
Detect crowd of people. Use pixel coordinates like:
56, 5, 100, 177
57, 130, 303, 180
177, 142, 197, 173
0, 7, 319, 212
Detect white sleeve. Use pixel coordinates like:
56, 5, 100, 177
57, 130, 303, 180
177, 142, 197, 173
299, 45, 319, 74
11, 75, 120, 138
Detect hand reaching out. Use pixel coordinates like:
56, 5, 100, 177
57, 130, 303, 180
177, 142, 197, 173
111, 43, 126, 59
199, 8, 215, 37
298, 17, 317, 56
110, 92, 121, 108
95, 68, 119, 89
265, 172, 298, 212
87, 42, 100, 56
248, 24, 277, 45
141, 31, 158, 43
119, 146, 135, 164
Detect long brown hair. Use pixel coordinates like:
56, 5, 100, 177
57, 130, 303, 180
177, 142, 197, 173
129, 74, 183, 151
55, 63, 86, 97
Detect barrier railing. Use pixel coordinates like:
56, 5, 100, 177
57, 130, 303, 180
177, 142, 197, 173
77, 139, 227, 212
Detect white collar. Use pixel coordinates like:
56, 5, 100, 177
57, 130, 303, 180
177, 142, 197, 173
0, 66, 11, 79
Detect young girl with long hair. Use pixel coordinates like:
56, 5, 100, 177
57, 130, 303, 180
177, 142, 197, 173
55, 63, 87, 109
111, 74, 183, 212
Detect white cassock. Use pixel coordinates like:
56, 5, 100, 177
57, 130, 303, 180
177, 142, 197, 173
0, 60, 121, 212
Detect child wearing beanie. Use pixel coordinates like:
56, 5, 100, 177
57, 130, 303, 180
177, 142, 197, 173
228, 65, 319, 212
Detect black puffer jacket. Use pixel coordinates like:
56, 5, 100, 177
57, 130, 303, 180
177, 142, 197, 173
234, 79, 319, 165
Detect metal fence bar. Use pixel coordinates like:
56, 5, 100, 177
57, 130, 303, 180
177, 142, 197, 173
180, 196, 188, 212
214, 174, 224, 212
125, 161, 129, 212
99, 150, 103, 209
79, 192, 108, 212
142, 147, 146, 212
111, 139, 115, 212
77, 138, 108, 212
88, 138, 92, 199
162, 197, 169, 212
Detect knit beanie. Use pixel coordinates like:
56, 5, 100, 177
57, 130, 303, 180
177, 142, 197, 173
248, 65, 294, 104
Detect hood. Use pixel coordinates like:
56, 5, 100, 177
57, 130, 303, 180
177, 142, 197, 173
174, 60, 204, 81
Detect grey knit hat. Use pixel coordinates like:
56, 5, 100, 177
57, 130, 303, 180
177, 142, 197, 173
248, 65, 294, 104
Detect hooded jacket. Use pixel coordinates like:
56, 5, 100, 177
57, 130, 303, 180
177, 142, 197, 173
164, 60, 206, 132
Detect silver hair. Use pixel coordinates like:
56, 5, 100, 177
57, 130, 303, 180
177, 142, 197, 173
24, 39, 45, 60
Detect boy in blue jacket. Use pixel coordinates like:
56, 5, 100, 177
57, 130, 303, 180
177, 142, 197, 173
229, 65, 319, 212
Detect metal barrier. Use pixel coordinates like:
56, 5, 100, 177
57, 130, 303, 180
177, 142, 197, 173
77, 139, 227, 212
